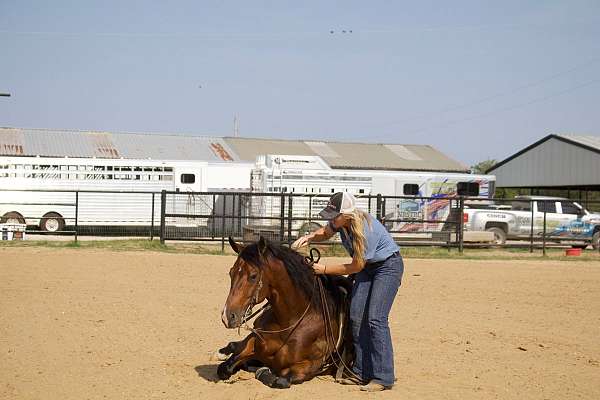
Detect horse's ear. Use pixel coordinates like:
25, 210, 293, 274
228, 237, 243, 254
258, 236, 268, 257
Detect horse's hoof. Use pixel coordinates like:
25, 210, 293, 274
256, 367, 290, 389
211, 350, 230, 361
218, 343, 234, 355
272, 377, 291, 389
217, 362, 233, 380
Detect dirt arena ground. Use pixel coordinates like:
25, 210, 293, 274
1, 248, 599, 400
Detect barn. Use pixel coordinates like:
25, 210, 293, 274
0, 127, 469, 173
487, 134, 600, 208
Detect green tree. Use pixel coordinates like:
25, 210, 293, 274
470, 159, 497, 174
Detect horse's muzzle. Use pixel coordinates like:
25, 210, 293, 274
221, 305, 242, 329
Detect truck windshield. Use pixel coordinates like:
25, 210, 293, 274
512, 201, 531, 211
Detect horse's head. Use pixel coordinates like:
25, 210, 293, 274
221, 236, 270, 329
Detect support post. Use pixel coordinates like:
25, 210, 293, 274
160, 190, 166, 244
287, 195, 293, 245
211, 194, 216, 239
308, 195, 312, 226
376, 194, 382, 222
279, 193, 285, 242
221, 195, 227, 252
529, 199, 534, 253
150, 192, 155, 241
74, 191, 79, 243
458, 197, 464, 254
542, 201, 547, 256
237, 194, 243, 237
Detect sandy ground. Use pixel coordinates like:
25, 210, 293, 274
1, 248, 599, 400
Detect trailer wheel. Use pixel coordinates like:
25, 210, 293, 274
1, 211, 25, 225
593, 232, 600, 250
486, 227, 506, 245
40, 212, 65, 232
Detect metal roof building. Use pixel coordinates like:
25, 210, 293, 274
487, 134, 600, 201
0, 127, 469, 172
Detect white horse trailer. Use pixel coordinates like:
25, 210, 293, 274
0, 156, 251, 232
250, 155, 496, 234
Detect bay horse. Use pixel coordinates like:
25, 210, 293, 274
217, 236, 353, 388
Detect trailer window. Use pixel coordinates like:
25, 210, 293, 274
457, 182, 479, 196
403, 184, 419, 196
181, 174, 195, 184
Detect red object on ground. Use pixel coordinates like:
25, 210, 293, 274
565, 248, 582, 256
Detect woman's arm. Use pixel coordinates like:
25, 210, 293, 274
292, 223, 336, 248
312, 256, 365, 276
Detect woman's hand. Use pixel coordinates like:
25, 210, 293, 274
312, 262, 327, 275
292, 234, 312, 250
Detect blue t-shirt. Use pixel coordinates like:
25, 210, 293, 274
329, 214, 400, 263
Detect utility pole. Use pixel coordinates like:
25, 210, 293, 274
233, 115, 239, 137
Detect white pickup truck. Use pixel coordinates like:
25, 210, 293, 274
463, 196, 600, 249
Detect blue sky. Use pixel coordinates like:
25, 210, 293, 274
1, 1, 599, 165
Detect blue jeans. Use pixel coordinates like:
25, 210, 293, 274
350, 253, 404, 386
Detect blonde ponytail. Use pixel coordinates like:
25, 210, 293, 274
342, 209, 372, 266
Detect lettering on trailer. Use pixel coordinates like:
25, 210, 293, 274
209, 143, 234, 161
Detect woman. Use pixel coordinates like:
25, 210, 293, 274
292, 192, 403, 392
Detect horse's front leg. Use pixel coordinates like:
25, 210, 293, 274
215, 338, 247, 360
216, 334, 257, 380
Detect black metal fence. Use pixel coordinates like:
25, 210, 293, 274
158, 191, 467, 251
2, 188, 599, 254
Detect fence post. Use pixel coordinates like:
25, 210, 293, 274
279, 193, 285, 242
376, 194, 382, 222
458, 197, 464, 254
237, 194, 242, 238
150, 192, 155, 241
529, 199, 534, 253
211, 194, 216, 239
159, 190, 166, 244
542, 201, 547, 256
287, 195, 293, 245
74, 191, 79, 243
221, 194, 227, 252
308, 195, 312, 226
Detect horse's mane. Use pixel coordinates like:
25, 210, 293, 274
239, 240, 320, 306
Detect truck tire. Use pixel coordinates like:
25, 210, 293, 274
486, 227, 507, 245
593, 231, 600, 250
571, 244, 588, 250
1, 211, 25, 225
40, 212, 65, 232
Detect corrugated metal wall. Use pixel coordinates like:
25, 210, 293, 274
494, 137, 600, 187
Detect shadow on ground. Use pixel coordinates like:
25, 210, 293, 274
194, 364, 219, 382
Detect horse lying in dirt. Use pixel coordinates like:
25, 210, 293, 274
216, 236, 354, 388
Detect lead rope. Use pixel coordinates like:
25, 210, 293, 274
315, 270, 363, 381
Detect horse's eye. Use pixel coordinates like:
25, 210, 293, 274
249, 274, 258, 282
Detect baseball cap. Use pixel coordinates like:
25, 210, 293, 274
319, 192, 356, 220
